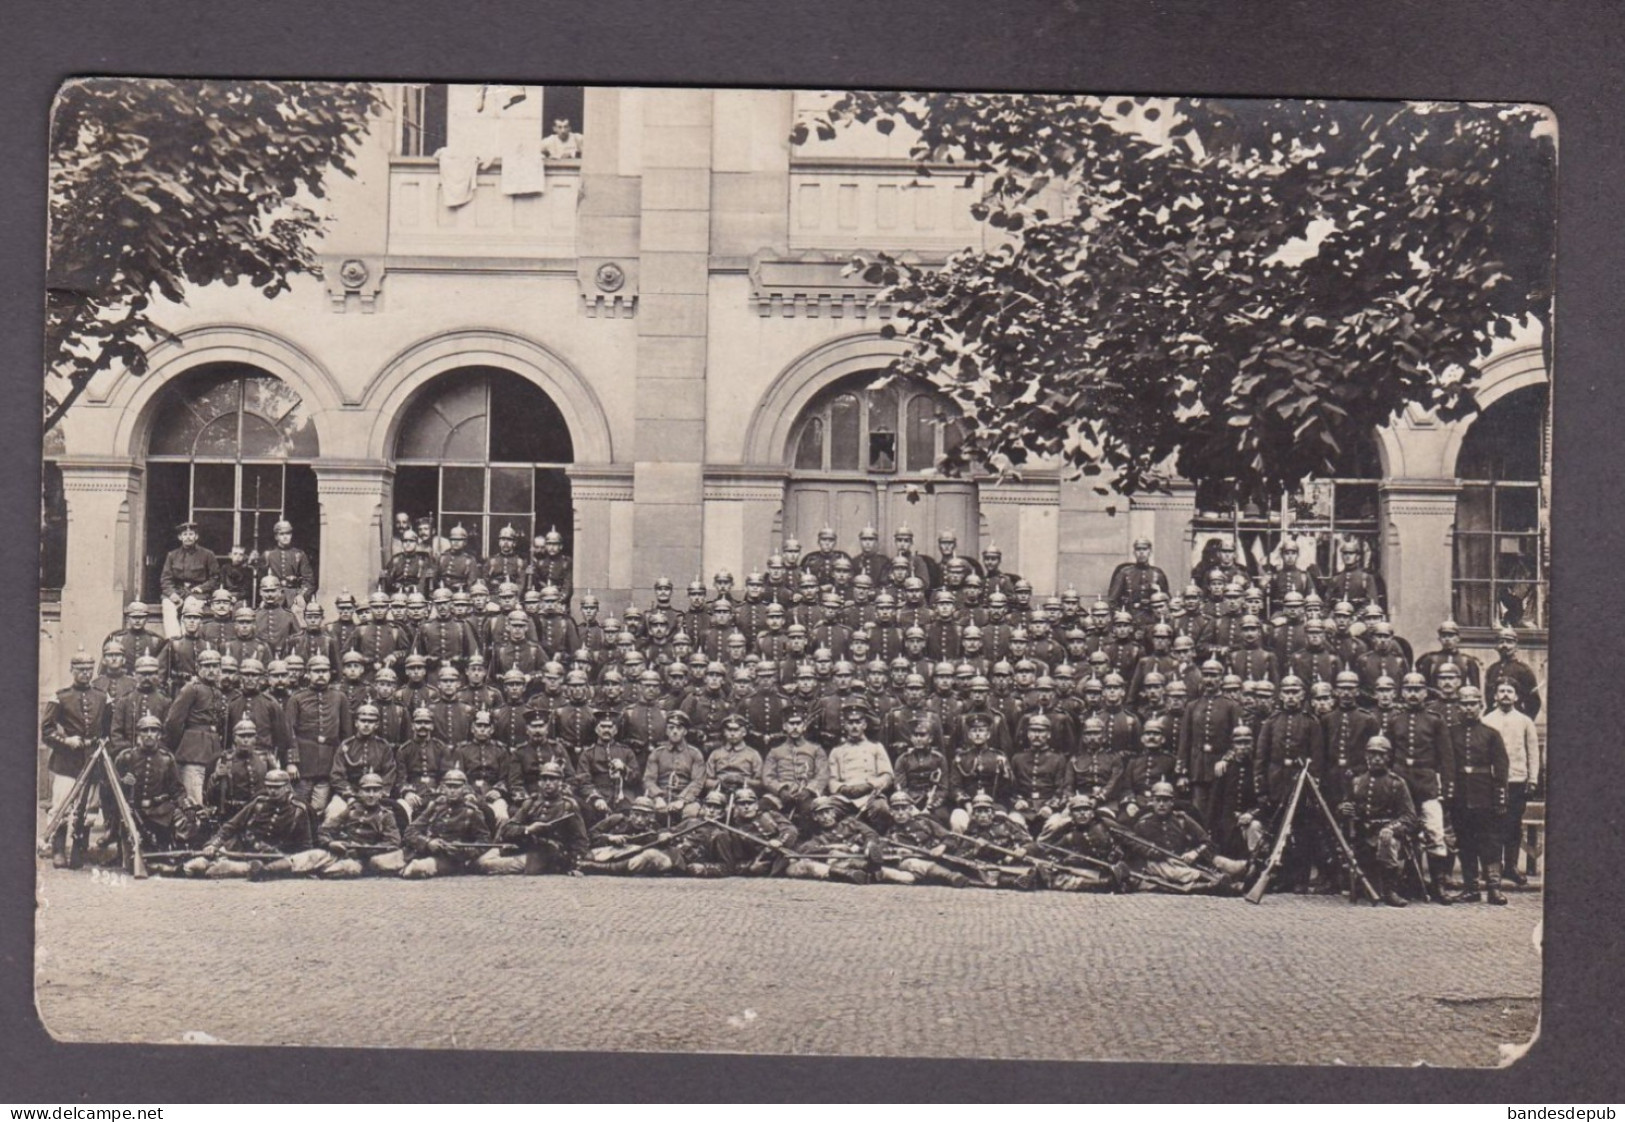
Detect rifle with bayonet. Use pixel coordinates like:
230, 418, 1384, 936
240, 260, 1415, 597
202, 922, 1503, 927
1244, 758, 1312, 904
1099, 818, 1228, 886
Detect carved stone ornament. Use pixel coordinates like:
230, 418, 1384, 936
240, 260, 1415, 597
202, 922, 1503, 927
338, 258, 371, 290
594, 262, 627, 293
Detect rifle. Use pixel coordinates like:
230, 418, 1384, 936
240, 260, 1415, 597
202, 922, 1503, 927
1033, 838, 1183, 893
703, 816, 808, 860
882, 836, 1002, 879
94, 742, 148, 879
1302, 771, 1379, 904
592, 817, 705, 859
1100, 818, 1227, 886
1244, 759, 1311, 904
943, 830, 1040, 871
249, 479, 262, 609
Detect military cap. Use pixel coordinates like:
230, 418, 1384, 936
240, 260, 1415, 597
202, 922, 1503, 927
374, 667, 399, 684
1279, 674, 1305, 691
888, 790, 916, 807
136, 714, 164, 732
810, 796, 840, 813
239, 658, 265, 674
665, 711, 691, 728
1401, 672, 1427, 688
356, 703, 381, 721
441, 769, 468, 785
358, 773, 386, 790
1200, 658, 1225, 674
196, 649, 221, 665
1103, 672, 1127, 689
260, 575, 282, 591
630, 796, 657, 813
1374, 674, 1397, 690
1141, 670, 1166, 688
964, 711, 994, 729
1068, 793, 1095, 812
970, 792, 997, 809
1231, 723, 1254, 741
703, 790, 728, 808
307, 655, 332, 671
1497, 626, 1519, 642
132, 654, 161, 673
437, 665, 461, 681
722, 713, 747, 729
212, 588, 236, 604
538, 761, 566, 780
1435, 662, 1462, 679
412, 707, 434, 722
1334, 670, 1361, 688
335, 590, 358, 608
283, 654, 305, 671
1025, 713, 1053, 730
1364, 735, 1392, 754
233, 607, 256, 622
1150, 781, 1177, 799
263, 768, 291, 787
1081, 676, 1105, 694
175, 520, 199, 533
303, 601, 326, 617
1082, 715, 1107, 734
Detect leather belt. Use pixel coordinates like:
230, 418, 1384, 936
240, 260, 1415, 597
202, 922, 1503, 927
1459, 766, 1492, 774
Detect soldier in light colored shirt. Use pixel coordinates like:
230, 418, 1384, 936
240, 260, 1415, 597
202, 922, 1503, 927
1481, 680, 1541, 885
826, 701, 893, 816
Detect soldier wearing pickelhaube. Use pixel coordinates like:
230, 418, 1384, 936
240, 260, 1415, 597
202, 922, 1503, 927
383, 529, 434, 596
111, 655, 171, 755
526, 528, 574, 606
435, 524, 478, 592
112, 714, 189, 851
483, 524, 528, 588
1107, 537, 1171, 620
255, 520, 314, 605
182, 767, 312, 880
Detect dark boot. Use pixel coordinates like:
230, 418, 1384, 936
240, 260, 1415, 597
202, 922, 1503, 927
1427, 855, 1454, 905
1485, 861, 1508, 905
1503, 846, 1529, 886
249, 857, 294, 881
828, 864, 871, 885
1379, 867, 1408, 908
1452, 876, 1482, 904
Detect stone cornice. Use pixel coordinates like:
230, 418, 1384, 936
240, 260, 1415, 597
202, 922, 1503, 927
746, 248, 946, 319
569, 463, 635, 502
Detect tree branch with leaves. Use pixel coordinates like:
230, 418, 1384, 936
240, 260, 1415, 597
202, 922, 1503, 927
46, 79, 381, 433
794, 95, 1555, 506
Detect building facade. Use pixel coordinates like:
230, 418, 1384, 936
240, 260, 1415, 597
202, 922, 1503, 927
41, 85, 1550, 708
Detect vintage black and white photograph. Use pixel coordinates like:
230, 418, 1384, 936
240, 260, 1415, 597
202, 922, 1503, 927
36, 81, 1553, 1067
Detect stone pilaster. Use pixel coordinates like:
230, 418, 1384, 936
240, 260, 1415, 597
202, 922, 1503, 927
568, 464, 636, 608
56, 459, 142, 677
632, 89, 713, 594
314, 462, 394, 600
1379, 479, 1461, 643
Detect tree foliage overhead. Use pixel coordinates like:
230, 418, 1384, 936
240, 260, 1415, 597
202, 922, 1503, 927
46, 79, 380, 433
794, 95, 1556, 503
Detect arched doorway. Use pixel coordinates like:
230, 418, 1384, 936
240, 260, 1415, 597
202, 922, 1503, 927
783, 372, 978, 550
1452, 384, 1548, 630
141, 363, 321, 602
391, 367, 575, 560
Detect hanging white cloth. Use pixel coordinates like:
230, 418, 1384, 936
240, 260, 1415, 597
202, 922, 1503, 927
435, 148, 481, 208
500, 137, 546, 196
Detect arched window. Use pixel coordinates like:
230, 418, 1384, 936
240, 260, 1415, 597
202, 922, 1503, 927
784, 372, 977, 552
1188, 433, 1383, 579
1453, 385, 1548, 630
787, 373, 964, 477
392, 367, 574, 559
142, 364, 321, 601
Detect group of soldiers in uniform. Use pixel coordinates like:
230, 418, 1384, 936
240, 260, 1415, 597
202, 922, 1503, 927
42, 518, 1543, 904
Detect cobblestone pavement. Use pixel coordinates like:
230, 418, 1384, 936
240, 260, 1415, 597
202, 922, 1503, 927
33, 866, 1542, 1067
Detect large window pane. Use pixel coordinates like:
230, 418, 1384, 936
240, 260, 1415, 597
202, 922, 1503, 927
491, 371, 574, 463
490, 466, 533, 513
1456, 485, 1493, 533
795, 417, 824, 471
829, 393, 860, 471
906, 395, 937, 472
1499, 486, 1539, 532
1453, 582, 1494, 629
193, 414, 241, 458
1454, 533, 1493, 582
194, 511, 234, 555
398, 377, 487, 461
193, 463, 236, 510
866, 387, 898, 473
536, 468, 573, 553
441, 466, 484, 513
240, 463, 283, 510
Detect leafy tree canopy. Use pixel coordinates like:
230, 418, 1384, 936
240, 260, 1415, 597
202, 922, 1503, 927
794, 95, 1556, 503
46, 79, 380, 433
